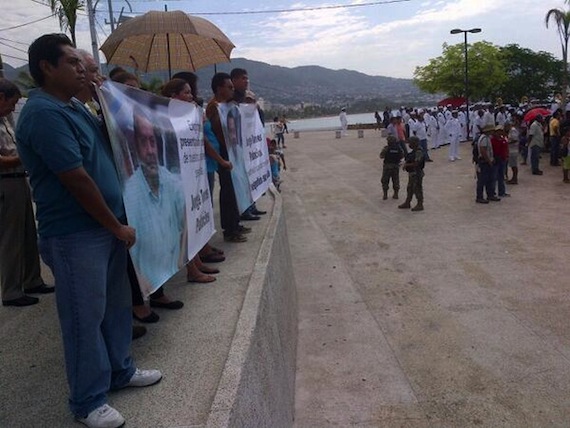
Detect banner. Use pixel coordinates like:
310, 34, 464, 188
218, 103, 271, 213
98, 81, 214, 296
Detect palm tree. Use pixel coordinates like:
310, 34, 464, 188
546, 3, 570, 106
47, 0, 85, 46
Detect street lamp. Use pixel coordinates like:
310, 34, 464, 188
450, 27, 481, 141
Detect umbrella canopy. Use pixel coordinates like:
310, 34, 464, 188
523, 107, 551, 124
437, 97, 466, 108
100, 10, 235, 73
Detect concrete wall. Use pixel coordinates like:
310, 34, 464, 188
206, 187, 298, 428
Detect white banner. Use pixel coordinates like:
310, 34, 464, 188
98, 81, 214, 296
218, 103, 271, 213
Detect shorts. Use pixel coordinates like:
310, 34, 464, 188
563, 156, 570, 170
508, 152, 518, 168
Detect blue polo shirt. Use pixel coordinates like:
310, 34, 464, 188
16, 89, 125, 237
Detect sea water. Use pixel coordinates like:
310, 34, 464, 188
268, 112, 379, 133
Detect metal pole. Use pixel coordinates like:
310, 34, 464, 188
0, 52, 4, 79
86, 0, 101, 68
464, 31, 470, 141
108, 0, 115, 31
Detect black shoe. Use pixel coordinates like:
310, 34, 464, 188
532, 170, 543, 175
133, 311, 160, 323
426, 159, 433, 162
224, 233, 248, 243
476, 198, 489, 204
150, 299, 184, 310
240, 213, 260, 221
488, 197, 501, 202
238, 225, 252, 234
499, 193, 511, 197
251, 209, 267, 215
2, 295, 39, 307
26, 283, 55, 294
132, 326, 147, 340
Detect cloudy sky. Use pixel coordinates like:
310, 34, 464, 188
0, 0, 566, 79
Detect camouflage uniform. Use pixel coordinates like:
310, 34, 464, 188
380, 143, 404, 197
403, 147, 425, 206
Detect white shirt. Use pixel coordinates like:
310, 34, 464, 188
445, 117, 461, 136
483, 111, 495, 127
496, 111, 506, 126
412, 120, 428, 140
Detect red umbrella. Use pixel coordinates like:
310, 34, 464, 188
523, 107, 551, 123
437, 97, 466, 108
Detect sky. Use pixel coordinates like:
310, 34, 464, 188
0, 0, 567, 79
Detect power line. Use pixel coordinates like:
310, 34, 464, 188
0, 40, 28, 53
0, 52, 28, 61
0, 36, 28, 46
0, 14, 55, 32
96, 0, 413, 16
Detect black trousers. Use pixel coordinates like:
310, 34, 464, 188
128, 253, 163, 306
218, 144, 240, 235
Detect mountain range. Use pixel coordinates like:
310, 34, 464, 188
1, 57, 438, 109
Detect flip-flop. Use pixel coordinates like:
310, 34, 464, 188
200, 253, 226, 263
199, 266, 220, 274
187, 274, 216, 284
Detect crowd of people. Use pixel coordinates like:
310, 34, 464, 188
0, 32, 272, 428
377, 102, 562, 207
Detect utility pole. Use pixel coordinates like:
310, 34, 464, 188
107, 0, 115, 31
86, 0, 101, 67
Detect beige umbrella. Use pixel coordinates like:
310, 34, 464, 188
100, 10, 235, 75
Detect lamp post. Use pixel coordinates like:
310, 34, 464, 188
450, 27, 481, 141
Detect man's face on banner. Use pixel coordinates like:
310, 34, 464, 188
134, 113, 159, 177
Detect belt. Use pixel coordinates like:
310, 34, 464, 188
0, 172, 28, 179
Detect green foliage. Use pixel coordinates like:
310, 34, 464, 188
141, 77, 164, 95
47, 0, 85, 46
15, 71, 37, 95
414, 41, 506, 101
499, 44, 563, 103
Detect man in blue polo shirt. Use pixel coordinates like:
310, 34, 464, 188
16, 33, 161, 428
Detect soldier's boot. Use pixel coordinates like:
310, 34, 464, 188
398, 199, 411, 209
564, 169, 570, 183
383, 189, 388, 200
392, 190, 399, 199
411, 202, 424, 212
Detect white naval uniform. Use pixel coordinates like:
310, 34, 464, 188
445, 117, 462, 160
436, 112, 447, 148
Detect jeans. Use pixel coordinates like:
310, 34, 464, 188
39, 227, 135, 417
530, 145, 541, 173
492, 158, 507, 196
477, 162, 493, 199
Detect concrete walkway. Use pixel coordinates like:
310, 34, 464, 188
285, 130, 570, 426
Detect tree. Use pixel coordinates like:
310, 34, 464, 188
499, 44, 563, 103
413, 41, 506, 101
545, 3, 570, 106
47, 0, 85, 46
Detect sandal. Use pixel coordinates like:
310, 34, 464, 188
199, 266, 220, 274
200, 252, 226, 263
187, 274, 216, 283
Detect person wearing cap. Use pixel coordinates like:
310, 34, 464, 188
445, 110, 462, 161
398, 136, 425, 211
436, 107, 446, 148
527, 114, 546, 175
491, 125, 510, 197
411, 111, 431, 162
475, 124, 500, 203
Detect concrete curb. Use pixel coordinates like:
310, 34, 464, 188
206, 186, 298, 428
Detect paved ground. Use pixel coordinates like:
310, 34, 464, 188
0, 196, 273, 428
285, 130, 570, 427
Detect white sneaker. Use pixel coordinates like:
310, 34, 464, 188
76, 404, 125, 428
126, 368, 162, 387
456, 156, 462, 160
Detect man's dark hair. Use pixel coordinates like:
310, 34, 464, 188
0, 78, 21, 99
211, 72, 231, 94
111, 71, 138, 85
230, 68, 248, 80
28, 33, 73, 87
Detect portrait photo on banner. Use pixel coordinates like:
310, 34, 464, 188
98, 81, 213, 296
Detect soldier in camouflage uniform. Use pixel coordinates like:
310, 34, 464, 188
379, 136, 404, 200
398, 136, 425, 211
